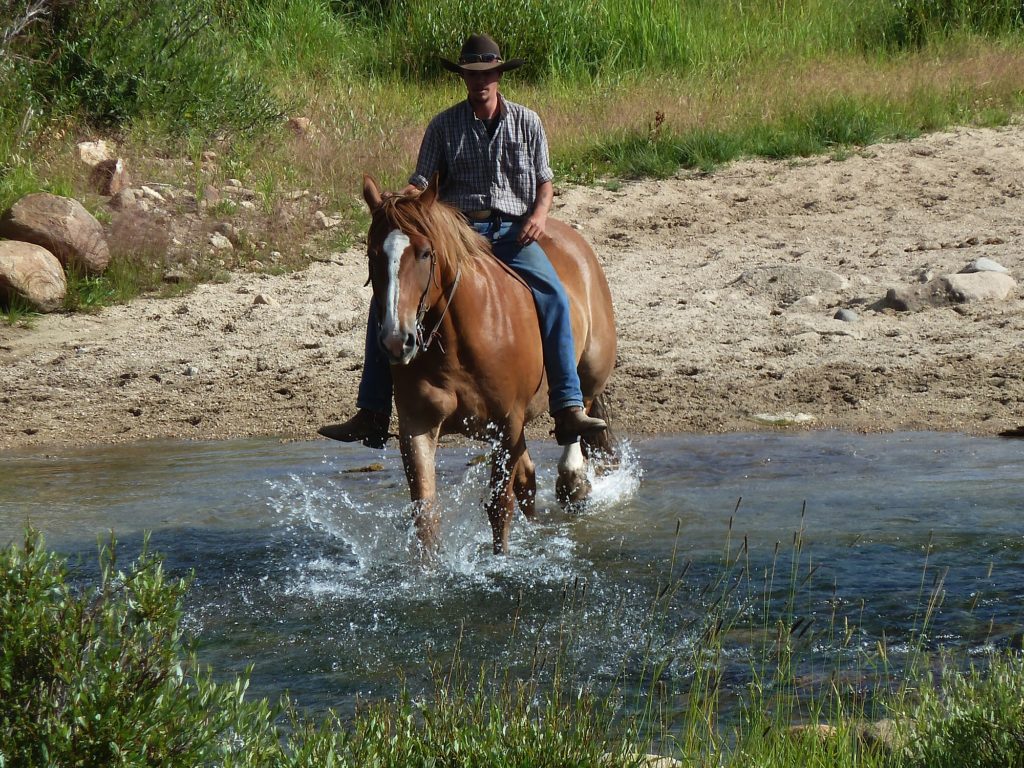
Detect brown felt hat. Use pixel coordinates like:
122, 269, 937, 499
439, 34, 525, 74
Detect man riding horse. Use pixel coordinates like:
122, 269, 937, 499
319, 33, 607, 448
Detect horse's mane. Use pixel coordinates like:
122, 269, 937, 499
378, 194, 490, 272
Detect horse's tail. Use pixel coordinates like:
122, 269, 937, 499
582, 392, 618, 460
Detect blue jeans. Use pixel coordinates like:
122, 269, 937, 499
356, 219, 585, 415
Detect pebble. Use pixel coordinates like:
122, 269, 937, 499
209, 232, 233, 250
183, 365, 199, 377
834, 308, 859, 322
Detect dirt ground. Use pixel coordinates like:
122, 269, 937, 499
2, 125, 1023, 453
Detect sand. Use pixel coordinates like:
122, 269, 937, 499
2, 124, 1023, 453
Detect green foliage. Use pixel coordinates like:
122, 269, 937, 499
0, 530, 282, 767
0, 532, 643, 767
861, 0, 1024, 50
1, 0, 281, 144
0, 293, 40, 326
903, 653, 1024, 768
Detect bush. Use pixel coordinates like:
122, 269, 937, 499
1, 0, 281, 141
0, 531, 280, 767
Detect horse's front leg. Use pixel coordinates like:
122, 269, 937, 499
488, 430, 526, 555
399, 429, 440, 554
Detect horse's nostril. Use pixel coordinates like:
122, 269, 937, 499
404, 333, 416, 352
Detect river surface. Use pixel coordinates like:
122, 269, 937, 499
2, 431, 1023, 718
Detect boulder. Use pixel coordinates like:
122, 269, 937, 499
0, 241, 67, 312
943, 271, 1016, 302
882, 272, 1016, 311
0, 193, 110, 274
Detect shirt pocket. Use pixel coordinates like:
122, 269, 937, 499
501, 141, 530, 175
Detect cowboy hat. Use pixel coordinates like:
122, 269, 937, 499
439, 34, 524, 74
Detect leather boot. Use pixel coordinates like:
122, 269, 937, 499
552, 406, 607, 446
318, 409, 391, 449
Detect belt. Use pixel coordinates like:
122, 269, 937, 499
464, 209, 522, 223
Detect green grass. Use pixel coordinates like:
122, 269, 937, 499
0, 293, 40, 326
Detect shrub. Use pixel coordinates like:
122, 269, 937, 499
0, 531, 281, 767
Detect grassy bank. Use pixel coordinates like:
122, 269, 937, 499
1, 0, 1023, 316
3, 529, 1023, 766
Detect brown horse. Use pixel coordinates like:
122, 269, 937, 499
361, 175, 616, 554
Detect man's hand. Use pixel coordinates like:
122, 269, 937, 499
518, 211, 548, 245
518, 180, 553, 245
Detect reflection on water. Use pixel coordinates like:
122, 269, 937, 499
1, 432, 1023, 715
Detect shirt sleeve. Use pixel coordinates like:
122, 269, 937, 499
533, 115, 554, 184
409, 116, 443, 190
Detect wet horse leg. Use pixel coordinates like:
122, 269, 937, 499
512, 442, 536, 520
399, 430, 441, 553
556, 441, 592, 507
487, 430, 526, 554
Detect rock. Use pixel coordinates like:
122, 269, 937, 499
209, 232, 233, 251
960, 257, 1009, 274
943, 272, 1016, 302
163, 269, 187, 284
183, 365, 199, 376
76, 139, 115, 168
140, 185, 165, 203
882, 272, 1017, 311
226, 178, 243, 188
201, 150, 218, 163
213, 222, 241, 245
0, 192, 110, 274
314, 210, 341, 229
736, 264, 847, 306
834, 308, 859, 322
253, 293, 278, 306
108, 188, 141, 211
90, 158, 130, 196
0, 241, 67, 312
751, 411, 816, 426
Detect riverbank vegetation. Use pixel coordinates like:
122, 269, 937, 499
3, 529, 1023, 766
3, 0, 1024, 202
1, 0, 1023, 318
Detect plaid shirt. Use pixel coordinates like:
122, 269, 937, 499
409, 96, 554, 218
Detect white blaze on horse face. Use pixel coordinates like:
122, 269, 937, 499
381, 228, 411, 338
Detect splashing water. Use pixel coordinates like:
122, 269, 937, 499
3, 432, 1023, 715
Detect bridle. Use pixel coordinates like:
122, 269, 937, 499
366, 213, 463, 358
413, 248, 461, 354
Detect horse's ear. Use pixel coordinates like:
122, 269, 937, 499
418, 173, 440, 207
362, 174, 383, 212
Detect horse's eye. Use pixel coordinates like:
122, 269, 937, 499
416, 247, 432, 262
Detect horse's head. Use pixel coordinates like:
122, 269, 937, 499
362, 175, 443, 365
